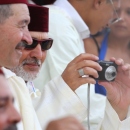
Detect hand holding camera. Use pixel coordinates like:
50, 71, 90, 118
98, 58, 130, 120
96, 60, 118, 81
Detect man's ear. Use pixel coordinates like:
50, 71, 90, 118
93, 0, 104, 9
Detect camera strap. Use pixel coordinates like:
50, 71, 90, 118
95, 31, 109, 96
87, 83, 90, 130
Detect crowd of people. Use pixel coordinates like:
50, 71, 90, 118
0, 0, 130, 130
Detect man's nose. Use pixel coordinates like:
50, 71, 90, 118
118, 11, 125, 21
30, 44, 43, 60
22, 29, 32, 45
8, 104, 21, 124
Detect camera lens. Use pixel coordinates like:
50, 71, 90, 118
105, 66, 117, 81
112, 72, 116, 77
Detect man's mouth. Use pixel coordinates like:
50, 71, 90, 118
22, 58, 42, 69
4, 124, 17, 130
24, 63, 40, 67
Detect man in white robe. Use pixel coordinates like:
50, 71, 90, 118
31, 0, 130, 130
0, 0, 34, 129
2, 1, 130, 130
8, 3, 87, 130
11, 1, 130, 130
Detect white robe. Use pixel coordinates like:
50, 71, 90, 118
2, 67, 42, 130
33, 76, 87, 129
2, 65, 130, 130
2, 68, 87, 130
33, 4, 106, 130
33, 3, 130, 130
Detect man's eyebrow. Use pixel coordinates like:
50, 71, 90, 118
18, 19, 30, 25
0, 96, 14, 102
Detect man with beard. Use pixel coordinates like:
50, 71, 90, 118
11, 2, 130, 130
31, 0, 130, 129
11, 4, 87, 130
1, 2, 43, 130
0, 69, 21, 130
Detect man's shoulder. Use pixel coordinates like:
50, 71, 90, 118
43, 5, 76, 33
44, 5, 70, 19
2, 67, 16, 78
2, 67, 26, 86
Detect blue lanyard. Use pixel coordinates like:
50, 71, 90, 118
95, 31, 109, 96
99, 32, 108, 60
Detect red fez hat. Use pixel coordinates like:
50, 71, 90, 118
31, 0, 55, 5
0, 0, 28, 4
28, 4, 49, 32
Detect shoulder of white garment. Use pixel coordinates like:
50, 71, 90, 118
2, 67, 16, 78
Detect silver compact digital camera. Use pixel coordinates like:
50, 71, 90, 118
96, 60, 118, 81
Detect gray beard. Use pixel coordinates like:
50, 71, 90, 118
11, 63, 40, 82
11, 58, 41, 81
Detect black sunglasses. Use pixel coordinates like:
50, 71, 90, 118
25, 38, 53, 51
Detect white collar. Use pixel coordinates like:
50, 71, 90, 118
54, 0, 90, 39
26, 81, 41, 99
2, 67, 16, 78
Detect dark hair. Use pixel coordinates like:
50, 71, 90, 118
32, 0, 56, 5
